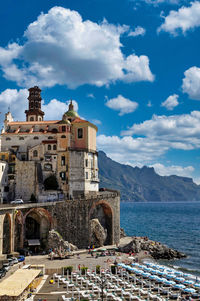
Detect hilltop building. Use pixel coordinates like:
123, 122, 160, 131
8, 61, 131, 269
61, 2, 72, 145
0, 86, 99, 202
0, 87, 120, 253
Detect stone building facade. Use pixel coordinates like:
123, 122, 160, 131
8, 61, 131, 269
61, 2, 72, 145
0, 86, 99, 201
0, 191, 120, 257
0, 86, 120, 254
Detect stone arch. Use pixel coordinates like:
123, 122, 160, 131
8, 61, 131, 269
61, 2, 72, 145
89, 200, 113, 246
14, 210, 24, 251
3, 213, 11, 254
24, 208, 53, 251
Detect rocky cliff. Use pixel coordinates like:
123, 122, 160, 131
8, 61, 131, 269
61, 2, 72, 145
98, 151, 200, 202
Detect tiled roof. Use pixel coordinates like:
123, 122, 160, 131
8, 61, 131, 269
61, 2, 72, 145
7, 120, 60, 125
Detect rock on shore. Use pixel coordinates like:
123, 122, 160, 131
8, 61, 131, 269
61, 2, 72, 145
119, 236, 186, 260
48, 229, 78, 251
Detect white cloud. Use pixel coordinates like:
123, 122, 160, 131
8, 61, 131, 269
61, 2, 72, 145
151, 163, 194, 177
43, 99, 69, 120
182, 66, 200, 100
161, 94, 179, 110
105, 95, 138, 115
147, 100, 152, 107
0, 88, 28, 122
128, 26, 146, 37
0, 88, 73, 124
122, 111, 200, 151
158, 1, 200, 35
97, 111, 200, 165
87, 93, 95, 99
91, 119, 102, 125
97, 134, 167, 163
132, 0, 184, 7
0, 7, 154, 89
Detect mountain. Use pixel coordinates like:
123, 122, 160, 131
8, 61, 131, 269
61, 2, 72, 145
98, 151, 200, 202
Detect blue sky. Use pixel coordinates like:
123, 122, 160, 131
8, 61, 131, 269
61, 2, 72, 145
1, 0, 200, 182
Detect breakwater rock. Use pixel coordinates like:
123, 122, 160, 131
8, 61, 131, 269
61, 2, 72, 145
119, 236, 186, 260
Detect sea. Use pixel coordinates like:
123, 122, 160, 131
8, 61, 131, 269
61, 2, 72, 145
120, 202, 200, 276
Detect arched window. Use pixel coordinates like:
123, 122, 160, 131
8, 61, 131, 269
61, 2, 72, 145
6, 137, 11, 141
30, 117, 34, 121
53, 145, 57, 150
33, 150, 38, 157
48, 136, 53, 140
33, 136, 39, 140
52, 128, 58, 133
19, 137, 24, 140
48, 145, 51, 151
61, 135, 66, 138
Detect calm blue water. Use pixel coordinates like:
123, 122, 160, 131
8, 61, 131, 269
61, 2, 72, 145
120, 202, 200, 275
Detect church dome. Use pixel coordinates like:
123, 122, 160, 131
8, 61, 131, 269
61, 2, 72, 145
64, 100, 79, 119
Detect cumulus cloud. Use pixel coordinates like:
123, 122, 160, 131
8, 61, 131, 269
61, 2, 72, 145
128, 26, 146, 37
0, 88, 72, 125
97, 134, 167, 163
158, 1, 200, 35
161, 94, 179, 110
122, 111, 200, 150
0, 7, 154, 89
150, 163, 194, 177
182, 66, 200, 100
132, 0, 184, 7
105, 95, 138, 115
97, 111, 200, 165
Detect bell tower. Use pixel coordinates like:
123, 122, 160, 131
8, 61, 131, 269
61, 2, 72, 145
25, 86, 45, 122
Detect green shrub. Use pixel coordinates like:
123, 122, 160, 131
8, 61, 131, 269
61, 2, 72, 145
64, 266, 73, 275
81, 267, 88, 275
30, 193, 36, 203
96, 265, 100, 274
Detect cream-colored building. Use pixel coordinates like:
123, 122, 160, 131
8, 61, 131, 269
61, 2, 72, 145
0, 86, 99, 202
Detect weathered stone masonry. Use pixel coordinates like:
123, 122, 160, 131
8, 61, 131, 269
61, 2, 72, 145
0, 191, 120, 256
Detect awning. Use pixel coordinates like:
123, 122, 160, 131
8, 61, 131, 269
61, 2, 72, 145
28, 239, 40, 246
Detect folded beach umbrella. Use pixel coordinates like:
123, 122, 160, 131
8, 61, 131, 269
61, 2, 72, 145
183, 280, 195, 285
131, 263, 138, 267
174, 271, 184, 276
143, 267, 151, 272
141, 272, 151, 277
167, 280, 176, 285
166, 274, 175, 279
175, 277, 185, 282
173, 284, 186, 289
184, 288, 196, 293
149, 275, 158, 280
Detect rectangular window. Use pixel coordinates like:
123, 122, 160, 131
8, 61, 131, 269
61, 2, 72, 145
86, 172, 88, 179
78, 128, 83, 139
62, 126, 66, 132
61, 156, 65, 166
85, 159, 88, 167
60, 172, 66, 181
2, 155, 5, 161
2, 166, 4, 172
